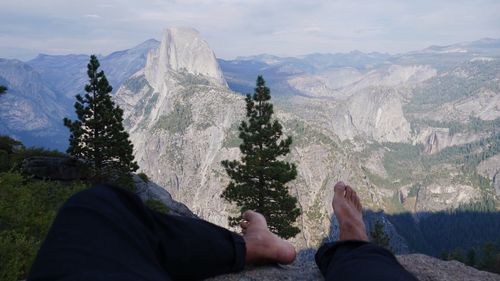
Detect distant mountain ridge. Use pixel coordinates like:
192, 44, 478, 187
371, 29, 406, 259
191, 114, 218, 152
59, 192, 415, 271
28, 39, 160, 98
0, 59, 70, 148
0, 39, 160, 149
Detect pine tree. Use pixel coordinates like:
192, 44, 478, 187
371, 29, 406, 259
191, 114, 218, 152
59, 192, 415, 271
0, 85, 7, 95
370, 220, 391, 249
64, 55, 138, 184
466, 248, 476, 266
479, 242, 498, 272
221, 75, 300, 239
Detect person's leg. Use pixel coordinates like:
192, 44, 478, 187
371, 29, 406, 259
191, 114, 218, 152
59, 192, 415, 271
28, 184, 295, 281
152, 209, 295, 279
315, 182, 418, 281
28, 184, 174, 281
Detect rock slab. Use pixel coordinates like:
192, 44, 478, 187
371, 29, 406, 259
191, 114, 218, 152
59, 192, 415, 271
208, 254, 500, 281
21, 156, 88, 181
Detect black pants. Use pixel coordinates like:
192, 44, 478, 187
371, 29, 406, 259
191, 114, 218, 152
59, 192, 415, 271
28, 185, 417, 281
316, 241, 418, 281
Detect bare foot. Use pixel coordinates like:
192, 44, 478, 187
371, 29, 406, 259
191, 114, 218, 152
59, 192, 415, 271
332, 181, 368, 241
240, 210, 296, 264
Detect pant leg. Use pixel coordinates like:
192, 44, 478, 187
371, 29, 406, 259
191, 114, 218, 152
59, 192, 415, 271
315, 240, 418, 281
28, 184, 246, 281
151, 210, 246, 280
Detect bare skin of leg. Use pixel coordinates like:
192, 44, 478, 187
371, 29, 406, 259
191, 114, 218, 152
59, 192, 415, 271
332, 181, 368, 241
240, 210, 296, 264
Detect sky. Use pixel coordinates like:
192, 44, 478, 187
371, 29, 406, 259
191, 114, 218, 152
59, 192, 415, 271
1, 0, 499, 61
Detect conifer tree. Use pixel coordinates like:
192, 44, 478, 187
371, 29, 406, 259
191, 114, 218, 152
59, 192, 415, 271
370, 220, 391, 249
466, 248, 476, 266
221, 76, 300, 239
64, 55, 138, 184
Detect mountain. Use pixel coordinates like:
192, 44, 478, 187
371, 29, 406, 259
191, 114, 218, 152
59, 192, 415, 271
221, 42, 500, 211
28, 39, 160, 99
115, 26, 245, 227
0, 59, 70, 149
420, 38, 500, 55
27, 54, 89, 100
102, 38, 161, 90
144, 27, 226, 91
0, 39, 160, 150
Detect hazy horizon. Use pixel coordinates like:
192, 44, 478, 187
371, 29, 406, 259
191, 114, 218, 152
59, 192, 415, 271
1, 0, 499, 61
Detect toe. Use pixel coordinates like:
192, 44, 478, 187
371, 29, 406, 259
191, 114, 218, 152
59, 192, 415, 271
242, 210, 267, 226
240, 220, 249, 229
345, 186, 353, 201
357, 202, 362, 212
354, 196, 362, 211
351, 190, 363, 211
242, 210, 255, 221
334, 182, 346, 197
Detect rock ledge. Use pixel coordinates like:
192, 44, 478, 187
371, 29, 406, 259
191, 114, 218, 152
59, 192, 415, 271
207, 253, 500, 281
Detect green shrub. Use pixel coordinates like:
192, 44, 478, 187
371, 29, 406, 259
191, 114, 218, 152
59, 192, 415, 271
154, 102, 192, 133
0, 150, 9, 172
145, 199, 170, 214
0, 142, 67, 172
137, 172, 149, 183
0, 135, 23, 153
0, 172, 87, 280
0, 230, 37, 281
113, 173, 136, 192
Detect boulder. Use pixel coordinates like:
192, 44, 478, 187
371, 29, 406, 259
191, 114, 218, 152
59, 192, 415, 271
399, 254, 500, 281
21, 156, 88, 181
133, 174, 196, 217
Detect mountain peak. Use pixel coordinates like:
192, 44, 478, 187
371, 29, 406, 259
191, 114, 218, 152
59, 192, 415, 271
131, 39, 160, 51
166, 26, 201, 37
144, 27, 226, 90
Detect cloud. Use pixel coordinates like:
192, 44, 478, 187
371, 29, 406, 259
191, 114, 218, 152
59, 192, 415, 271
82, 14, 101, 19
0, 0, 499, 60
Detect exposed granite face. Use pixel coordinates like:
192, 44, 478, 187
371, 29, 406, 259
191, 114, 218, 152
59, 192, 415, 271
416, 127, 487, 154
398, 254, 500, 281
144, 27, 227, 92
477, 154, 500, 196
0, 59, 71, 149
414, 184, 481, 212
207, 254, 500, 281
133, 175, 195, 217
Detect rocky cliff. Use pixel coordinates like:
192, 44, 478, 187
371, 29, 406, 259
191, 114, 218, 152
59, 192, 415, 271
144, 27, 226, 92
115, 27, 245, 229
0, 59, 70, 149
